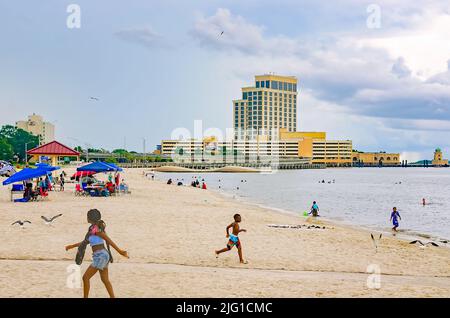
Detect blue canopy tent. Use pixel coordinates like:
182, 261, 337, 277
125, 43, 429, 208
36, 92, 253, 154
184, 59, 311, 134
2, 167, 54, 186
76, 161, 125, 197
35, 163, 61, 172
77, 161, 118, 173
104, 162, 123, 172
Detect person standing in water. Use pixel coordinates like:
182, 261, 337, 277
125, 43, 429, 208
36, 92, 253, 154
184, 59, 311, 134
422, 198, 426, 206
309, 201, 319, 217
390, 207, 402, 232
65, 209, 129, 298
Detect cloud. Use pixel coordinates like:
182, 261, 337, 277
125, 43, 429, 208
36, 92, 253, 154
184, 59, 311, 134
427, 59, 450, 85
114, 26, 169, 49
190, 8, 300, 56
191, 8, 450, 123
391, 57, 411, 78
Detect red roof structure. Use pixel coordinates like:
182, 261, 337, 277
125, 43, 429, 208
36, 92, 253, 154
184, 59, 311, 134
27, 141, 80, 156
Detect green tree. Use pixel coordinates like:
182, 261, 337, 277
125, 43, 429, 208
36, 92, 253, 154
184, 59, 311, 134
0, 138, 14, 161
0, 125, 39, 162
112, 149, 128, 155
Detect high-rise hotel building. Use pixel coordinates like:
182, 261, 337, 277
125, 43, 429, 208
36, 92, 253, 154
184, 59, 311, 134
233, 74, 298, 140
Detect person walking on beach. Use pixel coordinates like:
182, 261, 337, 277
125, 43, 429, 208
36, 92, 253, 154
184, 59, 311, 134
215, 214, 247, 264
309, 201, 319, 217
390, 207, 402, 232
65, 209, 129, 298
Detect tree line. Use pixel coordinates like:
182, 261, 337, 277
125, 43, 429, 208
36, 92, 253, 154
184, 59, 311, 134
0, 125, 39, 163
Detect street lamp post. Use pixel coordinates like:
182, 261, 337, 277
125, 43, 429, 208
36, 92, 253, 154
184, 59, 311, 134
24, 142, 33, 166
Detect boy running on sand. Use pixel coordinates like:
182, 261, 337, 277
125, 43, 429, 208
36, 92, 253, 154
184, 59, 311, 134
215, 214, 247, 264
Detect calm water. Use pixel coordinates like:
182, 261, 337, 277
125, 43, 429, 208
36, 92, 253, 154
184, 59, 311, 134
157, 168, 450, 241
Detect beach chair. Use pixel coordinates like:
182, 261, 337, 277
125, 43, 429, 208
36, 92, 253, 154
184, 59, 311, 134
39, 187, 49, 200
75, 184, 85, 196
10, 184, 25, 202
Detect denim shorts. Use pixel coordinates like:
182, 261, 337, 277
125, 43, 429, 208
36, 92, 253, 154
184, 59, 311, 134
91, 249, 110, 270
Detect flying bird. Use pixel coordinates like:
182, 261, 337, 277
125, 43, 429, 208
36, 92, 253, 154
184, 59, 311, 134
409, 240, 439, 247
370, 233, 382, 252
219, 31, 224, 36
11, 220, 31, 229
41, 214, 63, 225
89, 97, 99, 101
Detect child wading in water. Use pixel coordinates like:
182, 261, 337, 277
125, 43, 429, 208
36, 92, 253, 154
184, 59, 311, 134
390, 207, 402, 232
65, 209, 129, 298
215, 214, 247, 264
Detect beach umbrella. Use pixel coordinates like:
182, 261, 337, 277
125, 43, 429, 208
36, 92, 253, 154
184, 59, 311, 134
2, 168, 50, 185
71, 171, 96, 179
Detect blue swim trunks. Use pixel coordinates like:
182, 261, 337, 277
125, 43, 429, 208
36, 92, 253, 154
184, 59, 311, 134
227, 234, 240, 248
92, 249, 110, 270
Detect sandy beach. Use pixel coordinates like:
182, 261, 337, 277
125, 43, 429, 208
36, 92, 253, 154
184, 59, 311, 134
0, 168, 449, 298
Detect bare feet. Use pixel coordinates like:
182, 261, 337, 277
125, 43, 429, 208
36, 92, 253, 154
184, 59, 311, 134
215, 251, 219, 258
240, 260, 248, 264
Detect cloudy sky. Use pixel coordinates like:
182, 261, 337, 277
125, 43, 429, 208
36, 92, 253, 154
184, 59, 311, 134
1, 0, 449, 161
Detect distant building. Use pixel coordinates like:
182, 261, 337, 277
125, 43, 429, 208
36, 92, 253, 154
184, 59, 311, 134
16, 114, 55, 145
352, 151, 400, 166
233, 74, 298, 140
161, 129, 353, 167
432, 148, 448, 167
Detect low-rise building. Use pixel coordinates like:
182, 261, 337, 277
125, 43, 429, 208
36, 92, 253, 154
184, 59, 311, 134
352, 151, 400, 166
161, 130, 353, 167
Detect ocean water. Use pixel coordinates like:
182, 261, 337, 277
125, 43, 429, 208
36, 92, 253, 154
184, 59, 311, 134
157, 168, 450, 241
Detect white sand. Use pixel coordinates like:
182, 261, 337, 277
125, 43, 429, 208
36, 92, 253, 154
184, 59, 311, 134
0, 168, 449, 297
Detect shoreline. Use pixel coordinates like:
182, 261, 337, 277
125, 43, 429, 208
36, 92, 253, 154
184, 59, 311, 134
157, 172, 450, 247
1, 168, 450, 297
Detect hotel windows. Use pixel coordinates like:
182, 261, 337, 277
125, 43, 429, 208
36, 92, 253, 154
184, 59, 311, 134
288, 83, 292, 91
243, 92, 248, 99
256, 81, 260, 88
271, 81, 278, 89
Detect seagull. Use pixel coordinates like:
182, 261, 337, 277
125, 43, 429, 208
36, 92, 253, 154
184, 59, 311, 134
219, 31, 224, 36
89, 97, 99, 101
11, 220, 31, 229
41, 214, 63, 226
371, 233, 382, 252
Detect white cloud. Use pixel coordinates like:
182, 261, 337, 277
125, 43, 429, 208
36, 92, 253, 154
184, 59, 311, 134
115, 26, 169, 49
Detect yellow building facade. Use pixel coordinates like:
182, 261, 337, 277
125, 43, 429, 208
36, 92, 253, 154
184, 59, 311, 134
352, 151, 400, 166
233, 74, 298, 140
432, 148, 448, 166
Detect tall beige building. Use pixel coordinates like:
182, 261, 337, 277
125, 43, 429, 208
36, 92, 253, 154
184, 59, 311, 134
233, 74, 298, 140
16, 114, 55, 145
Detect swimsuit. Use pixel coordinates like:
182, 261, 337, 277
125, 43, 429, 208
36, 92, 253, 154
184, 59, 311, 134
391, 212, 400, 227
89, 225, 110, 269
227, 233, 240, 249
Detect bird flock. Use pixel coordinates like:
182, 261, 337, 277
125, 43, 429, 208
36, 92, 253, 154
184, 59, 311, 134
11, 213, 63, 229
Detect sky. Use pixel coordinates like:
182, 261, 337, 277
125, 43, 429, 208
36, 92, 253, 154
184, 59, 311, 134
0, 0, 449, 161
